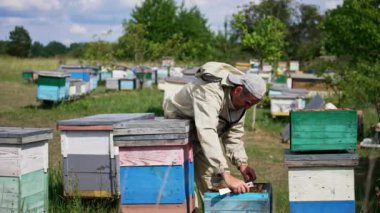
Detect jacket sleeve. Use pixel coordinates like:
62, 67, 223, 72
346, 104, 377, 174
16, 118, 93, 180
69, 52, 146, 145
192, 83, 230, 174
221, 114, 248, 168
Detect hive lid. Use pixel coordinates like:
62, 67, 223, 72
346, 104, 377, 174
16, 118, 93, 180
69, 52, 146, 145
0, 127, 52, 144
113, 118, 192, 135
57, 113, 155, 127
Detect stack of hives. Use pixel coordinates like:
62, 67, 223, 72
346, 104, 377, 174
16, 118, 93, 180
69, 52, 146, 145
284, 109, 358, 212
113, 118, 195, 213
0, 127, 52, 212
57, 113, 154, 198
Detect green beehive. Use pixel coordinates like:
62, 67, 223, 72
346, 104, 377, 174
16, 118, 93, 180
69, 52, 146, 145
290, 109, 357, 152
37, 75, 67, 86
0, 170, 48, 212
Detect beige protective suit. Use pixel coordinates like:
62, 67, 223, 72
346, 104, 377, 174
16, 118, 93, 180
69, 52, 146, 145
163, 62, 249, 193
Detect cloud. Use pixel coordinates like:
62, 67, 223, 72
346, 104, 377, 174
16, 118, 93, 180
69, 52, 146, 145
325, 0, 343, 10
0, 0, 61, 11
119, 0, 143, 8
70, 24, 87, 35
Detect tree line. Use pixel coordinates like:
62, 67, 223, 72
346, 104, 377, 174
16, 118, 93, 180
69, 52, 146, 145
0, 0, 379, 114
0, 0, 325, 64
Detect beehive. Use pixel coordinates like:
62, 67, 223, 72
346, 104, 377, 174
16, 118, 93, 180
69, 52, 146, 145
290, 109, 357, 152
113, 118, 194, 213
0, 127, 52, 212
203, 183, 272, 212
284, 149, 357, 213
57, 113, 154, 198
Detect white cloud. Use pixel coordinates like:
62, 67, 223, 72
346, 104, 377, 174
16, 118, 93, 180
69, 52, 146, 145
119, 0, 143, 7
0, 0, 61, 11
78, 0, 104, 11
70, 24, 87, 35
325, 0, 343, 10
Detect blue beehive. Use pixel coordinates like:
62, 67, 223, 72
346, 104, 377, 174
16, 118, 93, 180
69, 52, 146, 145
204, 183, 272, 213
37, 71, 69, 102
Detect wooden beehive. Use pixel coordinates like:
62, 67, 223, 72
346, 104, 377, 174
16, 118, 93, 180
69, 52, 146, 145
290, 109, 357, 152
119, 78, 137, 90
113, 118, 194, 213
106, 78, 120, 91
270, 94, 305, 118
203, 183, 272, 213
284, 149, 357, 213
57, 113, 154, 198
37, 71, 69, 102
0, 127, 52, 212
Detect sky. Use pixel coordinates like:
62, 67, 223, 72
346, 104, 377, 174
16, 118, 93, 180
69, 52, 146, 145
0, 0, 343, 46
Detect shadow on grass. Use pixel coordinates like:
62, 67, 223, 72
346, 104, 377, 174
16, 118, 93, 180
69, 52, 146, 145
23, 101, 61, 110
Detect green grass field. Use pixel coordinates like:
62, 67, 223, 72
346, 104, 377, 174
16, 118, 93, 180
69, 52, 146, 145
0, 57, 379, 212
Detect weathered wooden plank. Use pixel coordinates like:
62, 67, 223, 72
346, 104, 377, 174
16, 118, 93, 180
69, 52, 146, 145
114, 127, 190, 135
120, 165, 186, 204
0, 127, 52, 144
289, 201, 355, 213
58, 125, 114, 131
0, 141, 48, 176
292, 131, 355, 138
0, 169, 48, 212
291, 139, 357, 152
184, 143, 193, 162
61, 130, 113, 156
113, 119, 191, 135
64, 190, 113, 198
20, 169, 48, 198
0, 145, 20, 176
284, 149, 358, 167
114, 138, 188, 147
63, 155, 115, 173
185, 161, 194, 196
0, 176, 19, 209
292, 125, 356, 133
119, 146, 184, 166
21, 190, 47, 212
290, 109, 357, 152
114, 133, 189, 141
20, 141, 48, 175
288, 167, 355, 201
64, 172, 117, 195
121, 203, 187, 213
204, 184, 272, 212
57, 113, 154, 126
114, 118, 189, 129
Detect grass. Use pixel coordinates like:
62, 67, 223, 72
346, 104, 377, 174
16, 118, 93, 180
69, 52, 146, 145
0, 57, 379, 212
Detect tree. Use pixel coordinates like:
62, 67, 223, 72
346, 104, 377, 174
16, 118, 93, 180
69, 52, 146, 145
322, 0, 380, 120
31, 41, 45, 57
288, 4, 323, 61
323, 0, 379, 62
7, 26, 32, 57
232, 0, 293, 37
118, 0, 214, 62
130, 0, 177, 43
234, 13, 286, 69
67, 42, 87, 58
84, 41, 114, 65
0, 40, 8, 55
44, 41, 67, 57
117, 22, 148, 62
